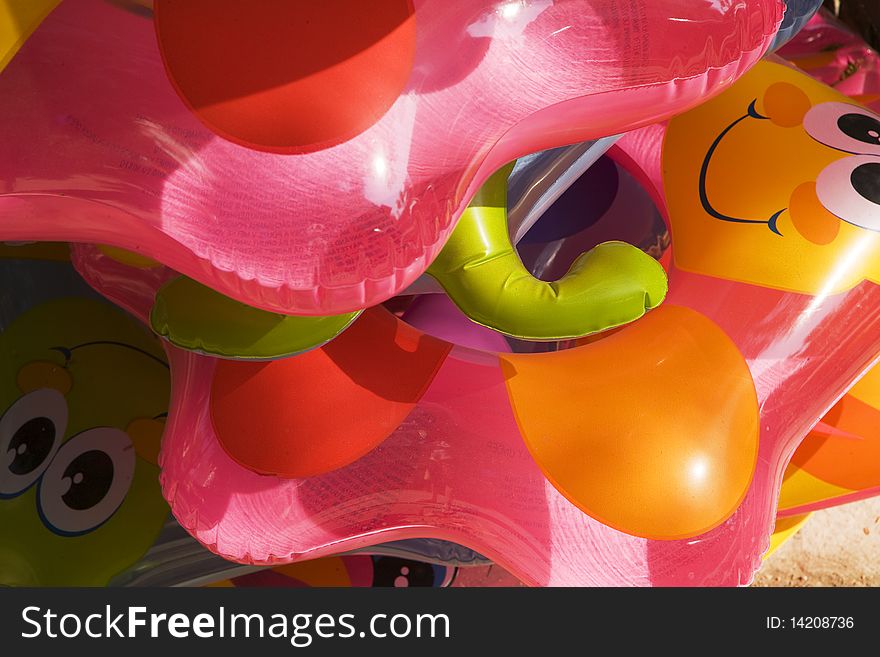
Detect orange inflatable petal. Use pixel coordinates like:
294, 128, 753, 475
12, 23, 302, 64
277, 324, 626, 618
778, 462, 851, 511
790, 394, 880, 491
848, 362, 880, 406
210, 308, 450, 478
500, 305, 759, 540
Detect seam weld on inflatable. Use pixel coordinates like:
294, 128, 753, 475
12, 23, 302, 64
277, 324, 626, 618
0, 0, 783, 316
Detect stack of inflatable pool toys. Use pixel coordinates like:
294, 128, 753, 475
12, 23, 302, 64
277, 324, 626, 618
1, 0, 879, 588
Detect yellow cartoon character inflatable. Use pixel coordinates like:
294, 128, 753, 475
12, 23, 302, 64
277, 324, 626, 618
0, 250, 170, 586
664, 60, 880, 294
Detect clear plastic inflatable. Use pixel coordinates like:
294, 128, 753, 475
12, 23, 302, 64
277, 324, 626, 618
0, 0, 783, 317
769, 0, 824, 51
72, 55, 880, 586
73, 242, 753, 585
779, 363, 880, 515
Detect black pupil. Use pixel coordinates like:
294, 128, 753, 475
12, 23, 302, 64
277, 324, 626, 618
851, 162, 880, 206
61, 450, 114, 511
838, 113, 880, 146
8, 417, 55, 475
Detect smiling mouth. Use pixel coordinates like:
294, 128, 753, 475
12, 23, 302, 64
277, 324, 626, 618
699, 100, 785, 236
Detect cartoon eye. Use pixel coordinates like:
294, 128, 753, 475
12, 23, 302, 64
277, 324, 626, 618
38, 427, 135, 535
804, 102, 880, 156
0, 389, 67, 497
815, 155, 880, 231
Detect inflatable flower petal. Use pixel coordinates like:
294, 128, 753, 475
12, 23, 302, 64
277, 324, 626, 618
0, 0, 784, 315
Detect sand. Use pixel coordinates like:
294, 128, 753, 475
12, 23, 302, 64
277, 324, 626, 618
753, 497, 880, 587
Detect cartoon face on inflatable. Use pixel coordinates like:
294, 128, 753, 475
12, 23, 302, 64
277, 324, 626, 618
664, 61, 880, 294
0, 293, 170, 586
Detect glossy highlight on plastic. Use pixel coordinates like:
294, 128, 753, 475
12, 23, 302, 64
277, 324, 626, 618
0, 0, 784, 316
